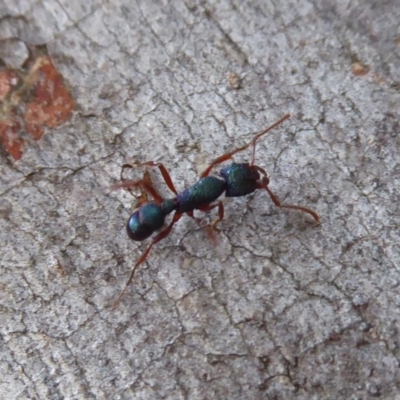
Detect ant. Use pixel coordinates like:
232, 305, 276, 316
112, 113, 319, 307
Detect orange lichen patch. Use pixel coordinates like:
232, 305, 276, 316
0, 70, 19, 101
351, 61, 369, 76
0, 70, 23, 160
0, 116, 24, 160
24, 57, 75, 140
0, 56, 75, 160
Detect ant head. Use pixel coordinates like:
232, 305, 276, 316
248, 164, 262, 181
249, 164, 269, 184
127, 202, 165, 241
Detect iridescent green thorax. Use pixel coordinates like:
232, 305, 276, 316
176, 176, 226, 212
220, 163, 260, 197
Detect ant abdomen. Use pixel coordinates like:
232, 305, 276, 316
126, 202, 165, 241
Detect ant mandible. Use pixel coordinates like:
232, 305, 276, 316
112, 114, 319, 307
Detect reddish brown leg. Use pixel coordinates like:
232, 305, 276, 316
134, 161, 178, 195
257, 177, 320, 222
186, 210, 219, 245
111, 169, 164, 204
249, 114, 290, 166
114, 160, 179, 203
198, 201, 225, 231
113, 212, 183, 308
186, 210, 206, 226
200, 114, 290, 178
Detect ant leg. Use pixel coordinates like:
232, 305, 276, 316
134, 161, 178, 195
200, 114, 290, 178
111, 170, 164, 204
113, 212, 183, 308
258, 177, 320, 222
186, 210, 219, 245
249, 114, 290, 166
198, 201, 225, 231
119, 163, 136, 181
186, 210, 206, 226
114, 160, 178, 199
